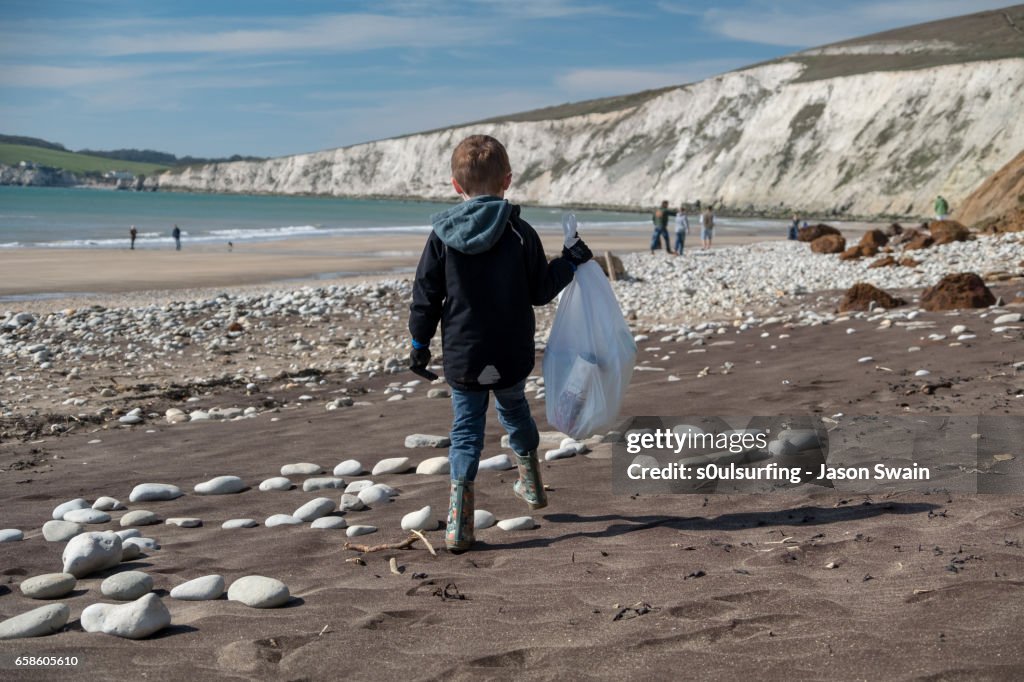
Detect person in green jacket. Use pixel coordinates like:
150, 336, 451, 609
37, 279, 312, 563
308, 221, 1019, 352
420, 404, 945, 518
650, 200, 675, 254
934, 195, 949, 220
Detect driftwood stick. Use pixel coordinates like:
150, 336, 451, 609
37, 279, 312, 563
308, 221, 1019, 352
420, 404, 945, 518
343, 535, 419, 553
410, 529, 437, 556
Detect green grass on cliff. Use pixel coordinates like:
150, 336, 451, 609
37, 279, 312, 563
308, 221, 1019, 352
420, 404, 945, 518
0, 143, 168, 175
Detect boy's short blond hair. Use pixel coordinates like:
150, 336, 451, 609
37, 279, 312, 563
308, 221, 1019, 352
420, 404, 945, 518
451, 135, 511, 196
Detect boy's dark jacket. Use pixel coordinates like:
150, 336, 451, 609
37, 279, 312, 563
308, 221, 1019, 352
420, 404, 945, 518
409, 196, 575, 391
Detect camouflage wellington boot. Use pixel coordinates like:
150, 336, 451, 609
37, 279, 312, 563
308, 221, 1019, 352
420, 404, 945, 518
445, 480, 475, 553
513, 450, 548, 510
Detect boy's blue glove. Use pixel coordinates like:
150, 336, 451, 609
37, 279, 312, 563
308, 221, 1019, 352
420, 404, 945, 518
562, 236, 593, 267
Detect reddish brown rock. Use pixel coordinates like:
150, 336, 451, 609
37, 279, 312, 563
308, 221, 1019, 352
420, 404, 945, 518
929, 220, 971, 245
868, 256, 898, 268
839, 246, 862, 260
899, 257, 921, 267
885, 223, 904, 237
810, 234, 846, 254
798, 223, 842, 242
902, 231, 934, 250
839, 282, 906, 312
919, 273, 996, 311
859, 229, 889, 249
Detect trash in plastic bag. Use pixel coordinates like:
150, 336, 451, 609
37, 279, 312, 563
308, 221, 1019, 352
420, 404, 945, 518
544, 213, 637, 439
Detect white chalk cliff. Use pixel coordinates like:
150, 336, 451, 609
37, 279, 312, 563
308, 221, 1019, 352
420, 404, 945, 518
151, 7, 1024, 218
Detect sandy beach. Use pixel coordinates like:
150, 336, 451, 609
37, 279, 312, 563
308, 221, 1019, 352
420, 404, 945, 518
2, 226, 1023, 680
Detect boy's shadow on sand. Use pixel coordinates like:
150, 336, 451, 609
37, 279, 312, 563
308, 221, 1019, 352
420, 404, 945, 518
480, 501, 938, 550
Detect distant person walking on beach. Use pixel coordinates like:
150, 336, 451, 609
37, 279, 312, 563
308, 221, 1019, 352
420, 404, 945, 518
408, 134, 592, 553
788, 215, 800, 240
934, 195, 949, 221
674, 206, 689, 255
700, 206, 715, 249
129, 225, 137, 250
650, 200, 675, 254
172, 225, 181, 251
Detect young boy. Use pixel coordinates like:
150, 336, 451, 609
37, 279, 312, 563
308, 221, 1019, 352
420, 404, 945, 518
408, 135, 593, 552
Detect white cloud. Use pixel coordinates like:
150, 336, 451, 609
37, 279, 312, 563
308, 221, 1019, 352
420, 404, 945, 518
703, 0, 1017, 47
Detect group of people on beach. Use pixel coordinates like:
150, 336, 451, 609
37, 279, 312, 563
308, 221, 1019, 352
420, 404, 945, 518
127, 224, 183, 250
650, 200, 715, 255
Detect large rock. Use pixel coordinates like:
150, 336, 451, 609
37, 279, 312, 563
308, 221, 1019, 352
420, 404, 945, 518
170, 575, 225, 601
42, 520, 84, 542
194, 475, 246, 495
62, 531, 123, 578
372, 457, 412, 475
0, 604, 69, 640
920, 273, 996, 311
293, 497, 337, 521
859, 229, 889, 249
52, 498, 89, 520
798, 223, 841, 242
595, 251, 627, 281
101, 571, 154, 600
404, 434, 450, 448
902, 230, 934, 250
80, 593, 171, 639
227, 576, 290, 608
929, 219, 971, 245
810, 234, 846, 254
838, 283, 906, 312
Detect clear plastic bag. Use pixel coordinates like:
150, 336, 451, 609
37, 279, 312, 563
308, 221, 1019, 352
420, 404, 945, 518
544, 214, 637, 439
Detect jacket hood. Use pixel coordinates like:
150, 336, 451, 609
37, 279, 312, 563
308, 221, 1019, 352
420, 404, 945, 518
430, 196, 513, 254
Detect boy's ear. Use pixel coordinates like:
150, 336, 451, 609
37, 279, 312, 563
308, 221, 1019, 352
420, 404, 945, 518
451, 176, 465, 195
502, 172, 512, 191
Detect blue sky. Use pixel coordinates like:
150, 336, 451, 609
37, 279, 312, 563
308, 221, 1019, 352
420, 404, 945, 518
0, 0, 1011, 158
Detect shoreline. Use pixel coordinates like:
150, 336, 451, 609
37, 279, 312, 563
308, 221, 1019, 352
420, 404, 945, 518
0, 224, 880, 304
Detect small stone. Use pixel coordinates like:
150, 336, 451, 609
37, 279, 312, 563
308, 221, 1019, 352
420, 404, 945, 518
259, 477, 293, 491
280, 463, 322, 476
310, 516, 348, 530
194, 475, 246, 495
416, 456, 450, 475
346, 525, 378, 537
92, 496, 124, 511
20, 573, 76, 599
358, 484, 394, 506
914, 369, 931, 377
165, 518, 202, 528
52, 498, 89, 520
401, 506, 433, 531
478, 454, 515, 471
0, 529, 24, 542
474, 510, 497, 529
170, 575, 225, 601
372, 457, 412, 475
404, 434, 450, 448
302, 477, 346, 492
497, 516, 536, 531
344, 479, 375, 493
122, 537, 160, 553
119, 415, 143, 425
100, 571, 153, 601
294, 497, 337, 521
0, 604, 69, 640
120, 510, 160, 527
333, 459, 363, 476
427, 388, 451, 399
994, 313, 1022, 325
128, 483, 183, 503
950, 324, 968, 335
544, 447, 576, 461
62, 531, 123, 578
340, 494, 366, 511
227, 576, 290, 608
81, 593, 171, 639
63, 509, 110, 524
221, 518, 259, 529
265, 514, 303, 527
115, 529, 141, 540
857, 356, 874, 363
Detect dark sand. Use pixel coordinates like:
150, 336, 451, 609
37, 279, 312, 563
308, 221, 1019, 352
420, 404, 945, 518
2, 281, 1023, 680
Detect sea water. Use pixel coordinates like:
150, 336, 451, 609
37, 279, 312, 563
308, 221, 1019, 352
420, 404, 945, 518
0, 186, 655, 249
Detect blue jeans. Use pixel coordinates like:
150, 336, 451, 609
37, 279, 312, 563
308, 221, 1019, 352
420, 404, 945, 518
674, 231, 686, 255
650, 228, 669, 252
449, 380, 539, 482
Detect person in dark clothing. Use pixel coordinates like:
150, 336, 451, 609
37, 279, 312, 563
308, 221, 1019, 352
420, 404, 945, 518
129, 225, 137, 250
408, 134, 593, 552
172, 225, 181, 251
788, 214, 799, 240
650, 200, 675, 254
